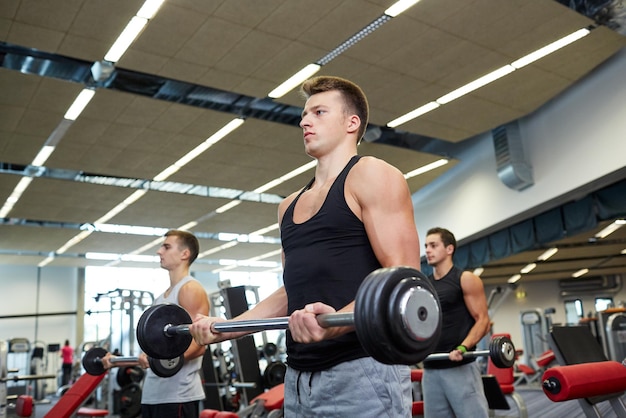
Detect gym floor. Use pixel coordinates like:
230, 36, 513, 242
490, 385, 626, 418
17, 387, 626, 418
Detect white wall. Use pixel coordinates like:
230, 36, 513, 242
0, 265, 78, 347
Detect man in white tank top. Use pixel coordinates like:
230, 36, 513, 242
104, 230, 209, 418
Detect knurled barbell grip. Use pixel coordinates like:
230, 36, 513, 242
426, 349, 491, 361
164, 312, 355, 334
108, 356, 139, 364
213, 312, 355, 332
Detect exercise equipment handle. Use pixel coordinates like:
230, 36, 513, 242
206, 312, 355, 333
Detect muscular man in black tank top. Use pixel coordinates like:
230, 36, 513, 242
190, 76, 421, 417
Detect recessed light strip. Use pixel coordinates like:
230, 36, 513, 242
387, 27, 593, 128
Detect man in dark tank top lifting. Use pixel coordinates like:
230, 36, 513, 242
190, 76, 422, 417
422, 227, 491, 417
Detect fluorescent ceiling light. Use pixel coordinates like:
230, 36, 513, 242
387, 102, 440, 128
137, 0, 166, 19
86, 252, 159, 263
57, 230, 93, 254
215, 200, 242, 214
595, 219, 625, 239
404, 159, 449, 179
511, 28, 591, 69
207, 118, 245, 145
31, 145, 55, 167
0, 177, 33, 217
178, 221, 198, 231
387, 27, 592, 128
199, 241, 239, 258
132, 238, 163, 255
537, 247, 558, 261
520, 263, 537, 274
153, 165, 180, 182
104, 16, 148, 62
86, 252, 119, 261
436, 65, 515, 105
385, 0, 422, 17
268, 64, 321, 98
250, 224, 279, 235
94, 190, 148, 224
507, 274, 521, 284
255, 160, 317, 193
94, 224, 168, 236
154, 118, 245, 182
38, 255, 55, 267
572, 268, 589, 278
121, 254, 160, 263
64, 89, 96, 120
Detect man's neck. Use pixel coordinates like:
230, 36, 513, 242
314, 146, 357, 184
168, 266, 190, 287
432, 259, 454, 280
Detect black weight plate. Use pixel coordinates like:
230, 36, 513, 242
489, 336, 516, 368
119, 383, 142, 418
263, 361, 287, 388
116, 366, 145, 387
148, 355, 184, 378
262, 342, 278, 358
82, 347, 108, 375
355, 267, 411, 364
352, 267, 389, 363
116, 366, 133, 388
136, 303, 193, 359
386, 274, 442, 363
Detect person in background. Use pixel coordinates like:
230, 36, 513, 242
189, 76, 421, 417
104, 229, 209, 418
421, 227, 491, 417
60, 339, 74, 386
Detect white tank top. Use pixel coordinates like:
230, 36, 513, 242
141, 276, 206, 404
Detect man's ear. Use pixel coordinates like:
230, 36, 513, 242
446, 245, 454, 256
347, 114, 360, 134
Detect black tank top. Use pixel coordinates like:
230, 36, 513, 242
423, 266, 477, 369
281, 155, 381, 371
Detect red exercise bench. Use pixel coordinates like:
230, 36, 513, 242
44, 372, 109, 418
200, 382, 285, 418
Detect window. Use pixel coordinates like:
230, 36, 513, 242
564, 299, 583, 325
595, 297, 614, 312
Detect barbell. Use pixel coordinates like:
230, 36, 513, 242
0, 373, 56, 383
424, 335, 516, 368
137, 266, 443, 365
82, 346, 184, 378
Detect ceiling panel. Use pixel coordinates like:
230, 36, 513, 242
0, 0, 624, 282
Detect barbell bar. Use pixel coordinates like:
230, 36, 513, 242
424, 335, 516, 368
0, 374, 56, 383
82, 346, 184, 378
137, 266, 443, 365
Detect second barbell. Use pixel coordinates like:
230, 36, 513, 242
424, 335, 516, 368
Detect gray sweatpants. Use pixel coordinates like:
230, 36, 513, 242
284, 357, 412, 417
422, 361, 489, 418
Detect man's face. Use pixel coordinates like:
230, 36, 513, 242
424, 233, 451, 266
299, 90, 350, 157
156, 235, 186, 270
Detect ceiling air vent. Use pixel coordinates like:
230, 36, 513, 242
492, 121, 534, 191
559, 275, 622, 297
